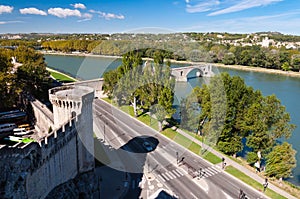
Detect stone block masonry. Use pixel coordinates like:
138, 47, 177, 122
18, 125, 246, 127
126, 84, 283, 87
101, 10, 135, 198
0, 85, 96, 199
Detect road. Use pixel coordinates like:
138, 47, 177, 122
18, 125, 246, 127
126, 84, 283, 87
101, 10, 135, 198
93, 99, 268, 199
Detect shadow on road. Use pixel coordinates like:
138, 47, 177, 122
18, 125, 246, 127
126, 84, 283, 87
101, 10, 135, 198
95, 135, 177, 198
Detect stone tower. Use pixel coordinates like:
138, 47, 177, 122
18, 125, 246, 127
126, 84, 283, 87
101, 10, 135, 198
49, 85, 95, 173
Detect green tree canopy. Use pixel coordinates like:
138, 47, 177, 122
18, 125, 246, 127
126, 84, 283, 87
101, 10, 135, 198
265, 142, 296, 179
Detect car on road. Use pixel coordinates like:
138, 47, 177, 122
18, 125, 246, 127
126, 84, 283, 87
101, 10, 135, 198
143, 141, 153, 152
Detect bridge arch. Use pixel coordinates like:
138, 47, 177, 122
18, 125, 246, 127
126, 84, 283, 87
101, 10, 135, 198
185, 67, 204, 79
171, 64, 213, 82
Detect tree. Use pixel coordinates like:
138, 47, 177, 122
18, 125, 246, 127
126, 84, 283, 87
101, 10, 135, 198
222, 52, 235, 65
180, 96, 200, 132
16, 63, 50, 98
265, 142, 296, 179
247, 152, 259, 165
242, 94, 295, 153
281, 62, 290, 71
291, 54, 300, 71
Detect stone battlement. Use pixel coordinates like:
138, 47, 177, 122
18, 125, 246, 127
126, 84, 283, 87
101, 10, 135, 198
0, 85, 95, 199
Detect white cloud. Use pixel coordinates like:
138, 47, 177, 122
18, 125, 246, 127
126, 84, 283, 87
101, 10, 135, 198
0, 21, 22, 25
208, 0, 282, 16
71, 3, 86, 10
183, 11, 300, 34
89, 10, 125, 20
186, 0, 220, 13
77, 13, 93, 22
48, 8, 81, 18
0, 5, 13, 14
102, 12, 125, 20
19, 7, 47, 16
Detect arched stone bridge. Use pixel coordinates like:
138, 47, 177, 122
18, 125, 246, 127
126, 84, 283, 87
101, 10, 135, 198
171, 64, 214, 82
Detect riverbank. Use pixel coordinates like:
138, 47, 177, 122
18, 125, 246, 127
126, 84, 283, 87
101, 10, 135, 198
42, 51, 300, 78
46, 67, 78, 82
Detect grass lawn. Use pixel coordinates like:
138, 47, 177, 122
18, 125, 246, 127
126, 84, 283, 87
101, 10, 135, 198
188, 142, 202, 155
49, 70, 76, 82
202, 152, 222, 164
225, 165, 286, 199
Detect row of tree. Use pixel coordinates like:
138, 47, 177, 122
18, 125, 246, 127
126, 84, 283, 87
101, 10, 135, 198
180, 73, 296, 179
0, 46, 50, 110
39, 39, 300, 72
103, 51, 175, 131
101, 48, 296, 179
41, 40, 101, 53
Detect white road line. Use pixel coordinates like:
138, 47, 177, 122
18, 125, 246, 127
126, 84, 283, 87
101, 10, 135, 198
190, 192, 197, 199
158, 175, 165, 182
211, 166, 220, 173
205, 168, 215, 175
172, 169, 181, 177
164, 172, 174, 180
161, 173, 169, 181
168, 171, 176, 179
176, 169, 184, 175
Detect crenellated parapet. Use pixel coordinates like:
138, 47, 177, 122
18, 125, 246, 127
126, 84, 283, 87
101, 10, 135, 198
0, 85, 95, 199
49, 85, 94, 129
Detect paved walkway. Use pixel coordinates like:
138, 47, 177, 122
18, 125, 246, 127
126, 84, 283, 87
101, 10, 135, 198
175, 128, 297, 199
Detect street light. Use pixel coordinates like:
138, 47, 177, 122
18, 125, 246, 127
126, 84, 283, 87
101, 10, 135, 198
103, 121, 107, 142
97, 113, 107, 142
176, 152, 179, 165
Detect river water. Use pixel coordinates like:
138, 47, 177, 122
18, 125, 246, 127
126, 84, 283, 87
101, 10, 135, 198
45, 54, 300, 186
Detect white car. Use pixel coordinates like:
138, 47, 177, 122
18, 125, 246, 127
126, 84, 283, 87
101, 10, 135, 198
143, 141, 153, 151
13, 128, 32, 136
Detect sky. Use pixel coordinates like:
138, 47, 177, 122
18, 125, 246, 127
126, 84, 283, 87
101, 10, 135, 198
0, 0, 300, 35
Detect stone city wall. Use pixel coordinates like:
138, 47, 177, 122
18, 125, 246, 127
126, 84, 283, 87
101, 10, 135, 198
0, 115, 85, 199
31, 100, 54, 135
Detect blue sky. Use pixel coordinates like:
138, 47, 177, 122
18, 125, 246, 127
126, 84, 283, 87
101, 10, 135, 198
0, 0, 300, 35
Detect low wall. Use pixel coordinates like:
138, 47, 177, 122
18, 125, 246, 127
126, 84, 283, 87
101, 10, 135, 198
31, 100, 54, 135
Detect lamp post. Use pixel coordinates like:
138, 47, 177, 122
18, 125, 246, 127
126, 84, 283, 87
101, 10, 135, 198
176, 152, 179, 165
103, 121, 106, 142
98, 113, 107, 142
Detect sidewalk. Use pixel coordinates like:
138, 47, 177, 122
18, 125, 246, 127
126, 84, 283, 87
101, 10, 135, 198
176, 128, 297, 199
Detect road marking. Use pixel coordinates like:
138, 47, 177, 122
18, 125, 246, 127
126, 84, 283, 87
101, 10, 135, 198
157, 175, 165, 182
168, 171, 176, 178
222, 190, 234, 199
165, 172, 174, 180
161, 173, 169, 181
211, 166, 220, 172
205, 168, 214, 175
176, 168, 186, 175
190, 192, 197, 199
172, 169, 181, 177
195, 178, 209, 193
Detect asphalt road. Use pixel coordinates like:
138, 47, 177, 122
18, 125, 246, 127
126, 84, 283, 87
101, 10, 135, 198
93, 99, 268, 199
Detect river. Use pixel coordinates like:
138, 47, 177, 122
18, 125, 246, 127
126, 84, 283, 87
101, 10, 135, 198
44, 54, 300, 186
